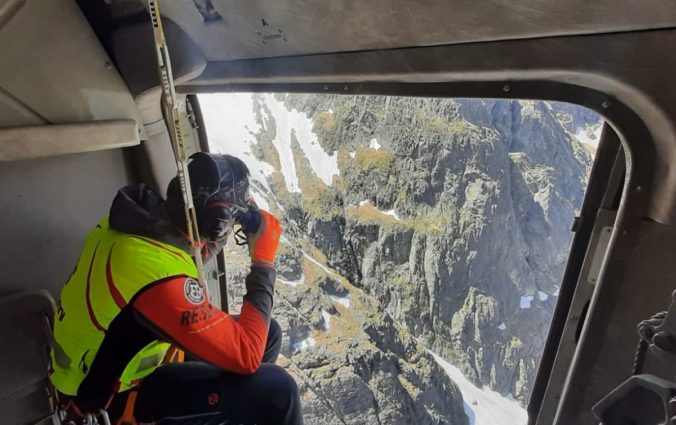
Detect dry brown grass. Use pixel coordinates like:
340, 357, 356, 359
354, 147, 393, 171
405, 211, 449, 235
336, 147, 353, 171
344, 203, 448, 235
313, 111, 336, 130
345, 203, 403, 227
299, 240, 330, 265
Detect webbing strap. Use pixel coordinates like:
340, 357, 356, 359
115, 390, 138, 425
146, 0, 209, 294
104, 337, 183, 424
163, 346, 185, 364
102, 7, 193, 424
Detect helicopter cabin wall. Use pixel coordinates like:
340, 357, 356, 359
0, 0, 150, 298
0, 149, 135, 297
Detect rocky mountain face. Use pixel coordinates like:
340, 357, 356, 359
200, 93, 599, 424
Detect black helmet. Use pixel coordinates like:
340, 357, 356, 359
168, 152, 251, 242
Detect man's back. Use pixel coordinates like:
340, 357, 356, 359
51, 215, 197, 404
49, 155, 302, 424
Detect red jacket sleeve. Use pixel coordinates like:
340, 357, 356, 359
132, 273, 271, 374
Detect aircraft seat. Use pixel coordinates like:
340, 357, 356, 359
0, 290, 58, 425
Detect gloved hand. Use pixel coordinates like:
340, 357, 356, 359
246, 210, 281, 269
237, 204, 262, 235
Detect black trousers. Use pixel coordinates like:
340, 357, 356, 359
108, 319, 303, 425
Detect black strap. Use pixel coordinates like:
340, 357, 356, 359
233, 227, 248, 246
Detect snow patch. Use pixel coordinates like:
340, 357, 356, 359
330, 295, 351, 308
301, 251, 340, 278
349, 151, 356, 158
321, 310, 332, 331
497, 322, 507, 331
369, 138, 381, 150
574, 124, 603, 149
357, 200, 402, 220
293, 336, 316, 351
278, 275, 305, 287
262, 95, 340, 191
298, 250, 351, 308
383, 209, 402, 221
520, 296, 534, 309
251, 192, 270, 211
537, 291, 549, 301
429, 350, 527, 425
328, 108, 334, 114
552, 286, 560, 297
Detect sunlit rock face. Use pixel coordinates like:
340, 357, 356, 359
201, 93, 599, 424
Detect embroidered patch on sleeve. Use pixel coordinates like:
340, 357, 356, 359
184, 279, 206, 305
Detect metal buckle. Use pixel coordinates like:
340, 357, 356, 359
83, 410, 111, 425
55, 404, 111, 425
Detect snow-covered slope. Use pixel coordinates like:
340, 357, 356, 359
199, 93, 273, 209
429, 351, 528, 425
264, 95, 340, 190
200, 93, 339, 204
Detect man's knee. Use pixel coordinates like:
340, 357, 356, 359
269, 318, 282, 342
259, 364, 300, 404
276, 366, 299, 398
265, 318, 282, 359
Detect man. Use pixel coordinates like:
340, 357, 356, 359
50, 153, 303, 424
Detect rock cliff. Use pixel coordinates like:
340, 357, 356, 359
200, 92, 599, 424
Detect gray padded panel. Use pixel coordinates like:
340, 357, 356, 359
111, 17, 206, 155
0, 148, 133, 295
0, 0, 141, 128
140, 129, 178, 197
0, 290, 56, 425
0, 120, 139, 161
111, 19, 207, 99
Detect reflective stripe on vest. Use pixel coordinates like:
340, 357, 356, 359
50, 218, 197, 395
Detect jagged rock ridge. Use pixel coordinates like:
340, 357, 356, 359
199, 93, 599, 424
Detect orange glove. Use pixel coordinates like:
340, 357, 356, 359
248, 210, 281, 269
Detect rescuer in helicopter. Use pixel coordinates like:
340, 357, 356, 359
49, 152, 303, 425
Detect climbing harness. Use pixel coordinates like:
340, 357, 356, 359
113, 348, 184, 425
54, 401, 112, 425
53, 348, 184, 425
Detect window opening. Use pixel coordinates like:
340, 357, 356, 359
200, 93, 603, 425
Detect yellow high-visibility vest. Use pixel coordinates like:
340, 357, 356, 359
49, 218, 197, 395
